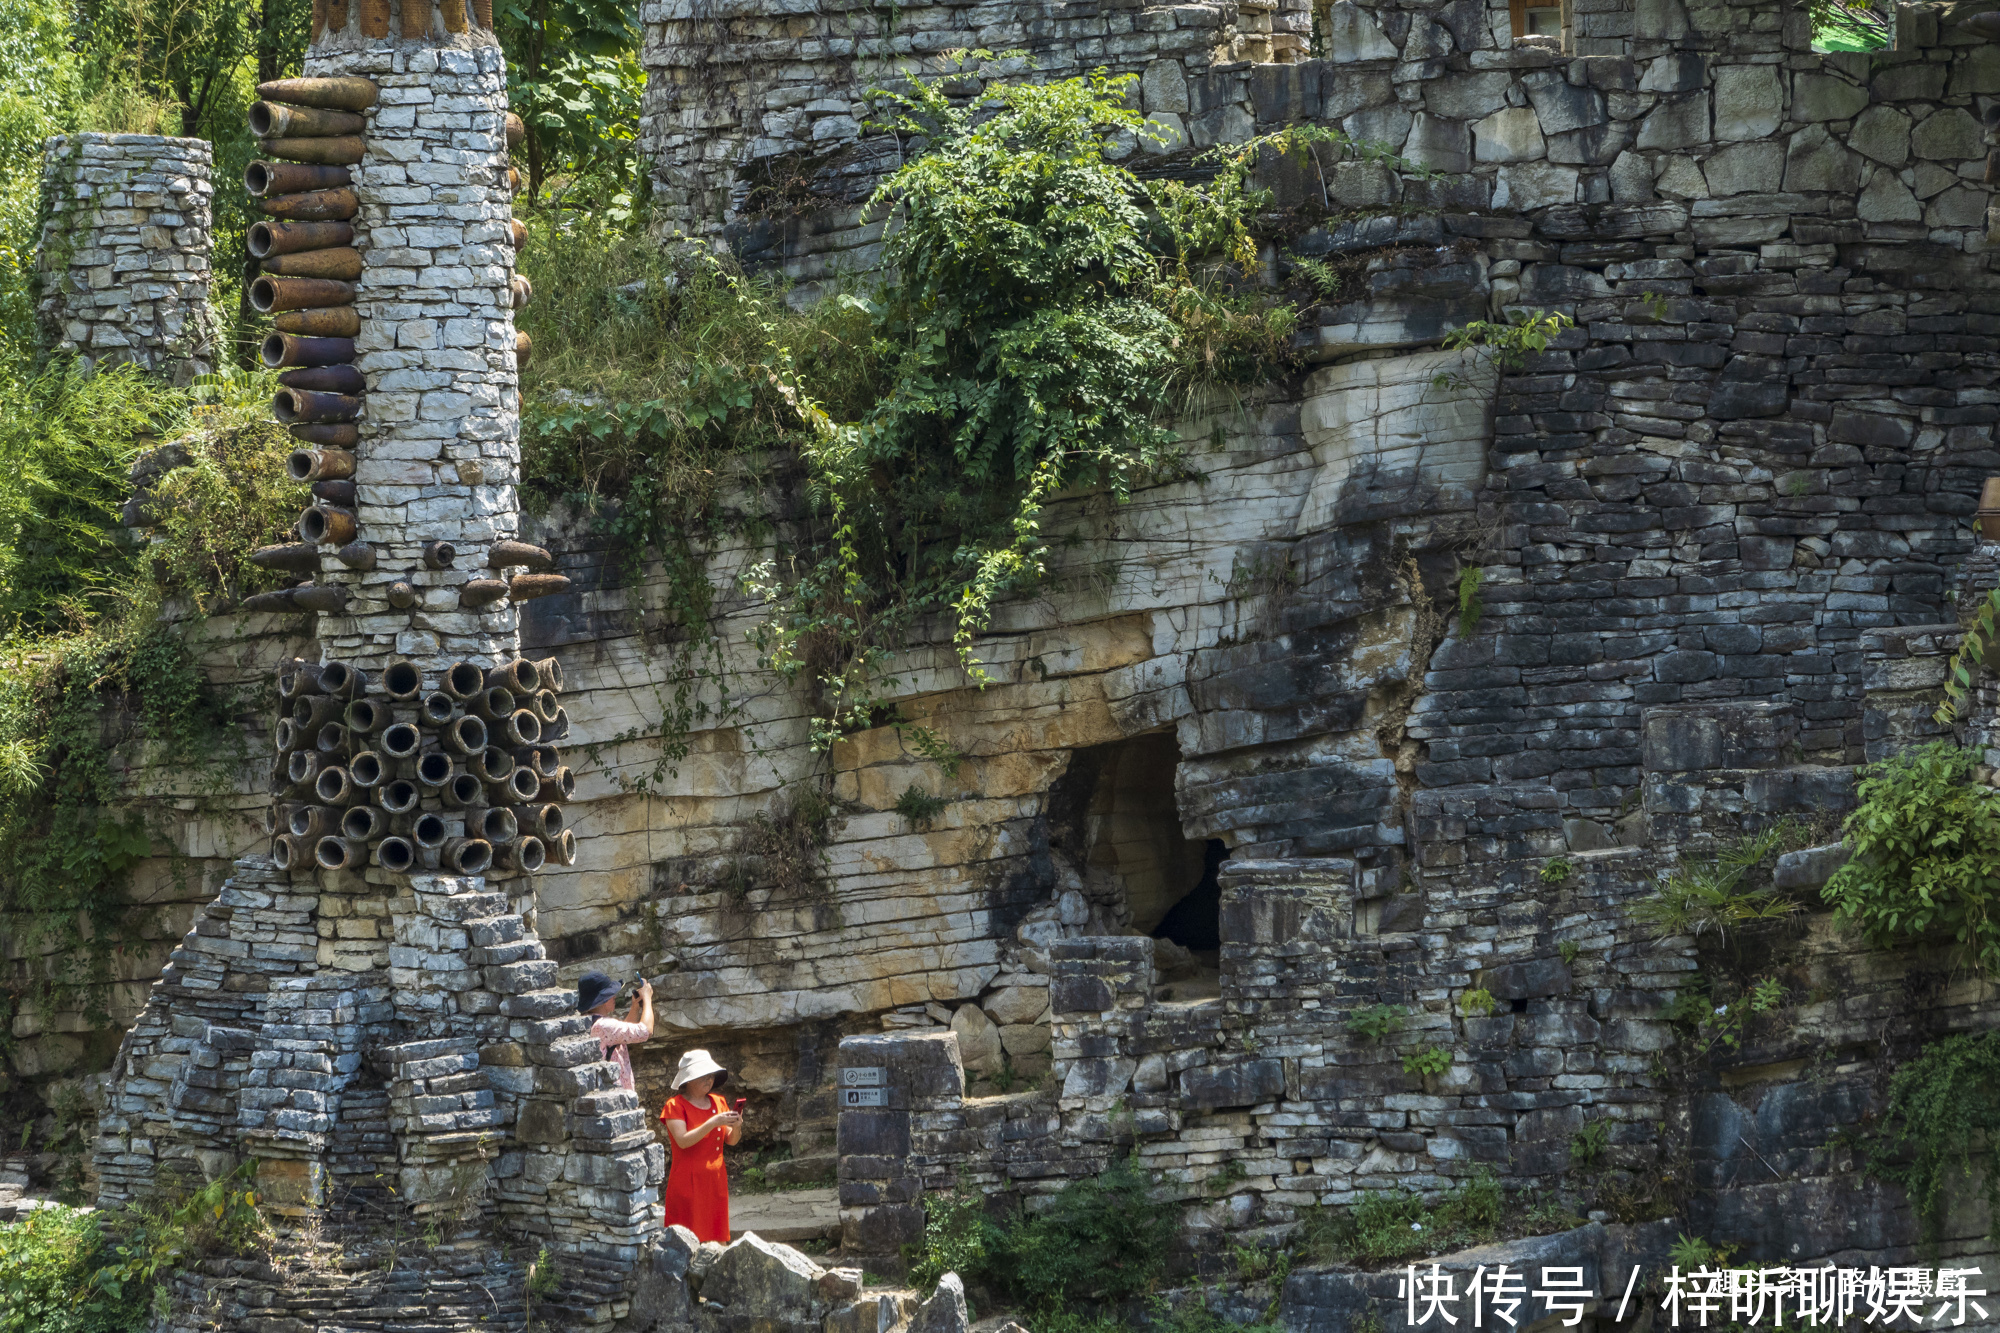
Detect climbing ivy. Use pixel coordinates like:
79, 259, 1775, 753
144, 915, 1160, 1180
1867, 1029, 2000, 1248
1935, 584, 2000, 725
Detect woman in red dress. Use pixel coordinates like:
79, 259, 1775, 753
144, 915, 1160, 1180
659, 1048, 742, 1242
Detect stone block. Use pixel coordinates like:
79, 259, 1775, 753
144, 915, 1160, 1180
1183, 1058, 1285, 1110
837, 1033, 964, 1107
1773, 843, 1849, 892
1480, 958, 1572, 1001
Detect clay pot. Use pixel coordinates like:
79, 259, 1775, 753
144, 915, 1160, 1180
291, 422, 360, 448
262, 333, 355, 369
249, 103, 365, 138
247, 220, 352, 257
261, 248, 363, 281
259, 136, 366, 166
245, 162, 351, 197
274, 307, 361, 338
258, 188, 359, 223
278, 364, 363, 394
256, 76, 379, 111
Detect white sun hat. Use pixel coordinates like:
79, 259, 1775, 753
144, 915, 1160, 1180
670, 1048, 729, 1092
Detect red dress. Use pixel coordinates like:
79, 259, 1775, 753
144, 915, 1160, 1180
660, 1093, 730, 1242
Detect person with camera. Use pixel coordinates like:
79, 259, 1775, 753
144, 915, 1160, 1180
578, 970, 652, 1092
659, 1050, 742, 1242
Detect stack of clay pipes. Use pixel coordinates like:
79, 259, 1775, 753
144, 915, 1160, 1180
270, 655, 579, 878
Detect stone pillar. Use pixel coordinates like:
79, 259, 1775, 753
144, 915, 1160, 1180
299, 21, 524, 669
835, 1032, 964, 1265
35, 133, 216, 382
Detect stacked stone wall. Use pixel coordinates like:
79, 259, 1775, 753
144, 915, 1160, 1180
34, 133, 217, 382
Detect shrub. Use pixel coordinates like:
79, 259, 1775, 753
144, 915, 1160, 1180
1822, 742, 2000, 974
1402, 1046, 1451, 1078
894, 784, 948, 829
1866, 1029, 2000, 1247
906, 1185, 1001, 1295
752, 68, 1299, 748
1569, 1120, 1609, 1169
1001, 1155, 1175, 1307
1458, 988, 1496, 1018
0, 1206, 141, 1333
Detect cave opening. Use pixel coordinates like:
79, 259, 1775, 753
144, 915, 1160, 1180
1071, 730, 1224, 998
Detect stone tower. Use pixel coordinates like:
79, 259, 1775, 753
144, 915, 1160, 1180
93, 2, 669, 1321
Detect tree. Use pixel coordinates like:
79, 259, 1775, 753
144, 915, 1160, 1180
496, 0, 641, 203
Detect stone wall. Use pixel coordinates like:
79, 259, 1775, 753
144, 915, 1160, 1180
40, 0, 2000, 1318
35, 133, 216, 382
635, 0, 1310, 247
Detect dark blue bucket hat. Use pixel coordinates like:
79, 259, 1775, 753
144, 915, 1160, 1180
577, 970, 618, 1013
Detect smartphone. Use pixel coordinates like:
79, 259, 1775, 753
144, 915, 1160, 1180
733, 1098, 747, 1113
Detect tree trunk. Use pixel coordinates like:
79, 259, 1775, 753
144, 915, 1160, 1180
258, 0, 280, 85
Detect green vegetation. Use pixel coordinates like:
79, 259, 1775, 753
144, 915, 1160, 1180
748, 70, 1298, 748
1823, 741, 2000, 975
0, 366, 290, 1018
1296, 1169, 1581, 1268
1810, 0, 1890, 50
0, 1161, 266, 1333
1432, 310, 1575, 392
906, 1156, 1176, 1316
894, 783, 949, 829
497, 0, 643, 205
1662, 975, 1786, 1056
1457, 987, 1496, 1018
1865, 1028, 2000, 1248
1938, 587, 2000, 724
1667, 1232, 1723, 1270
1557, 939, 1582, 966
1401, 1045, 1452, 1079
1569, 1120, 1609, 1169
1455, 565, 1483, 640
1634, 824, 1803, 943
1539, 857, 1572, 884
1344, 1003, 1405, 1042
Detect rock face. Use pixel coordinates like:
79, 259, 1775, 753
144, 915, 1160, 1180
42, 0, 2000, 1325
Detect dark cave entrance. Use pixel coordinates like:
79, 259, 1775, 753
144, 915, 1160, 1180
1065, 730, 1224, 997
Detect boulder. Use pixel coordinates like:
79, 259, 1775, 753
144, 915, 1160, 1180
949, 1004, 1003, 1073
828, 1293, 921, 1333
910, 1273, 971, 1333
1711, 65, 1782, 141
981, 982, 1049, 1026
1858, 166, 1922, 224
1913, 107, 1983, 162
617, 1231, 697, 1333
1848, 105, 1911, 167
688, 1239, 726, 1290
999, 1023, 1051, 1058
700, 1233, 823, 1314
